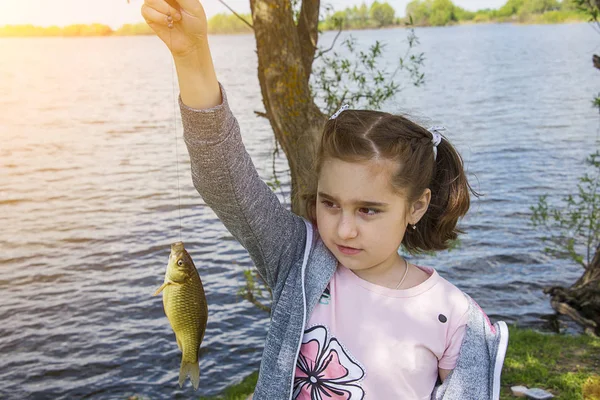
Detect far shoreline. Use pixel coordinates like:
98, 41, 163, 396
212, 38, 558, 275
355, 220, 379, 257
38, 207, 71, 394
0, 18, 590, 39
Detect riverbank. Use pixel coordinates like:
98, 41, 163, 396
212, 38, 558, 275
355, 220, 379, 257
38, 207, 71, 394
0, 16, 589, 38
125, 325, 600, 400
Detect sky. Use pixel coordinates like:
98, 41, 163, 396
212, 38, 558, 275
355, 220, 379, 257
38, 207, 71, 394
0, 0, 508, 29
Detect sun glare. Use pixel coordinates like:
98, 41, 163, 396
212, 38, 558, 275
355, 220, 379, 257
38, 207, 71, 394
0, 0, 146, 29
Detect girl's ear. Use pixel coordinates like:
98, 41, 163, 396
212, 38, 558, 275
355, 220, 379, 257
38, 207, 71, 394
409, 188, 431, 224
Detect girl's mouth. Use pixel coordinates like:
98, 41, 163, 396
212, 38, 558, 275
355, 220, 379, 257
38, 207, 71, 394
337, 245, 362, 255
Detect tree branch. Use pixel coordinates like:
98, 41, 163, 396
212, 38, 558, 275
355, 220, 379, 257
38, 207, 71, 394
297, 0, 321, 83
551, 299, 597, 329
242, 288, 271, 313
217, 0, 254, 30
314, 22, 344, 60
254, 110, 268, 119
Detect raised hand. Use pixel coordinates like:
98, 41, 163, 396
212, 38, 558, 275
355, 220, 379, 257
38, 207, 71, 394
141, 0, 209, 59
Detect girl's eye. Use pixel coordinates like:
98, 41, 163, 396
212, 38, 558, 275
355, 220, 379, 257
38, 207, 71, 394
320, 201, 380, 216
177, 260, 184, 267
359, 207, 380, 216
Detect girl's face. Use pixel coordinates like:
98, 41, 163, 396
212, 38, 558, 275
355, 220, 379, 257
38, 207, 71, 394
316, 158, 426, 276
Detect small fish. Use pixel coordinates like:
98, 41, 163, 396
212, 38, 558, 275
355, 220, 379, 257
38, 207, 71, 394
153, 242, 208, 390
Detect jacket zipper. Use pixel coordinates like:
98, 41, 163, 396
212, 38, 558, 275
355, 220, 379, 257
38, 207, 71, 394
288, 220, 312, 400
491, 321, 509, 400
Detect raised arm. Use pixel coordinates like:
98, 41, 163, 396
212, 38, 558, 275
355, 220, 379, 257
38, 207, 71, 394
142, 0, 308, 291
141, 0, 220, 109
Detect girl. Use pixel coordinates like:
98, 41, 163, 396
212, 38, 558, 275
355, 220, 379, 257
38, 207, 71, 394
141, 0, 509, 398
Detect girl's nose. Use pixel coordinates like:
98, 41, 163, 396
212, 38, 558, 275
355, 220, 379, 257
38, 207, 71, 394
337, 213, 358, 239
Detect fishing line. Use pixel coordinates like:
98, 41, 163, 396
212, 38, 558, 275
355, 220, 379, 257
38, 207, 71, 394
168, 12, 183, 242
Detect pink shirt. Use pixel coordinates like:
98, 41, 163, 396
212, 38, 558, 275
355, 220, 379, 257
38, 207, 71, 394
293, 263, 469, 400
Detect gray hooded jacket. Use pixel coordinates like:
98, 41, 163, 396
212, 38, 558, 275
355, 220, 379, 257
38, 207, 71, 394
180, 82, 509, 400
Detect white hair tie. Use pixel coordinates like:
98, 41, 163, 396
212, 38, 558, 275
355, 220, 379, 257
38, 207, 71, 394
329, 104, 351, 120
427, 126, 445, 161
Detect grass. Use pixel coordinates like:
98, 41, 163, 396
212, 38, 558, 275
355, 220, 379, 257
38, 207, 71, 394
499, 326, 600, 400
127, 326, 600, 399
197, 371, 258, 400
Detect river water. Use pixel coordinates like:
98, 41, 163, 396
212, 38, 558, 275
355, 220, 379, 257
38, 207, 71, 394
1, 22, 599, 399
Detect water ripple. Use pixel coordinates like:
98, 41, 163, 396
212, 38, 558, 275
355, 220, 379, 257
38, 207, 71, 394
0, 24, 597, 399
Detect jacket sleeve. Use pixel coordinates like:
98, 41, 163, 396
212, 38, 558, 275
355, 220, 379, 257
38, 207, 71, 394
431, 295, 509, 400
179, 81, 307, 291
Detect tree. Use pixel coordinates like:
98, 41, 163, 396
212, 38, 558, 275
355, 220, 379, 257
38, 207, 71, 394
531, 152, 600, 336
207, 12, 253, 34
531, 0, 600, 336
320, 10, 348, 30
405, 0, 456, 26
572, 0, 600, 22
369, 1, 396, 27
497, 0, 525, 17
454, 7, 476, 21
560, 0, 579, 10
406, 0, 431, 25
519, 0, 561, 15
349, 3, 370, 28
234, 0, 424, 312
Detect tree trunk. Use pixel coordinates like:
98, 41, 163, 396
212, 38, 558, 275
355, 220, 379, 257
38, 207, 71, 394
544, 243, 600, 336
248, 0, 327, 217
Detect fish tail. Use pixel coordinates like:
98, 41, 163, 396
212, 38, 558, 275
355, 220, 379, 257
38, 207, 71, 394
178, 359, 200, 390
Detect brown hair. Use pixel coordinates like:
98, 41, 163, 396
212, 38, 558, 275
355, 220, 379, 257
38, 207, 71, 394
296, 108, 482, 255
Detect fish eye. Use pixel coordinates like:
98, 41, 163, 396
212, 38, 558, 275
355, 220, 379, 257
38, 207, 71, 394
177, 260, 184, 267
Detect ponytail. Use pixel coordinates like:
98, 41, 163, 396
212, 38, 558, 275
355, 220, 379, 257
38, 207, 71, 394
402, 132, 481, 254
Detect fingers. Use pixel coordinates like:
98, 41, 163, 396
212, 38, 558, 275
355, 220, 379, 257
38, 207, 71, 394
141, 1, 182, 27
167, 0, 205, 18
144, 0, 180, 15
168, 0, 200, 12
164, 0, 182, 12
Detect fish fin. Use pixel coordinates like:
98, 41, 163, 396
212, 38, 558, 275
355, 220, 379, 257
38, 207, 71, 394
152, 282, 169, 296
178, 360, 200, 390
152, 279, 182, 296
